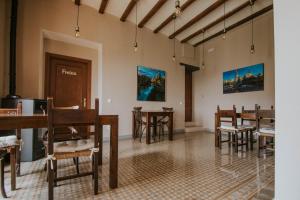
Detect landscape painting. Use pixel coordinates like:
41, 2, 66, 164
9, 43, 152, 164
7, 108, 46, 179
137, 66, 166, 101
223, 63, 264, 94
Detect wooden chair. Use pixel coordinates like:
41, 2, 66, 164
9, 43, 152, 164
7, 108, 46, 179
216, 105, 248, 152
47, 98, 100, 200
240, 105, 259, 150
157, 107, 173, 141
0, 103, 22, 198
256, 106, 275, 157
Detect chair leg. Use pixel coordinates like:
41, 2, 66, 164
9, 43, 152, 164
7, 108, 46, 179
228, 132, 231, 147
73, 157, 80, 174
93, 153, 99, 195
48, 160, 54, 200
257, 135, 261, 157
234, 133, 238, 153
0, 157, 7, 198
218, 130, 222, 149
10, 147, 16, 190
53, 160, 57, 187
246, 131, 249, 151
16, 145, 21, 177
250, 130, 254, 151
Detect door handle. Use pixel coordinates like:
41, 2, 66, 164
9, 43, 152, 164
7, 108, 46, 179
83, 98, 87, 108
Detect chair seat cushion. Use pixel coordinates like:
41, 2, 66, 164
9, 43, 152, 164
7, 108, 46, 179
239, 125, 256, 130
54, 136, 95, 153
0, 135, 17, 148
219, 125, 246, 132
257, 128, 275, 136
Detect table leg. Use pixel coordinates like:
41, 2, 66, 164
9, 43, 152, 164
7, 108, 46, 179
146, 113, 151, 144
98, 125, 103, 165
10, 147, 16, 191
16, 129, 21, 176
153, 116, 157, 141
132, 112, 136, 139
215, 113, 219, 147
168, 113, 173, 141
0, 157, 7, 198
109, 117, 118, 189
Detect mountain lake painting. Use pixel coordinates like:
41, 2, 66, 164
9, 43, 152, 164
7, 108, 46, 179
223, 63, 264, 94
137, 66, 166, 101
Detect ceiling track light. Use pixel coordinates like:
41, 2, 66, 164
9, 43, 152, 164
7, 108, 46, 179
175, 0, 181, 17
222, 1, 226, 40
75, 1, 80, 38
134, 1, 138, 52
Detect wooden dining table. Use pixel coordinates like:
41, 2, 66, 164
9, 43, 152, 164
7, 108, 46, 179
132, 111, 174, 144
0, 114, 119, 189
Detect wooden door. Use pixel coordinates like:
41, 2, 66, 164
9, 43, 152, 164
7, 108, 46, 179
45, 53, 91, 109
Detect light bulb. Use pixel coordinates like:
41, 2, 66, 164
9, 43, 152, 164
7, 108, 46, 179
222, 29, 226, 40
134, 42, 138, 52
201, 62, 205, 69
175, 0, 181, 16
75, 26, 80, 38
172, 55, 176, 61
250, 44, 255, 54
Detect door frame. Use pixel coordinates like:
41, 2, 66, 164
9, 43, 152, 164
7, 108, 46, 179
44, 52, 92, 109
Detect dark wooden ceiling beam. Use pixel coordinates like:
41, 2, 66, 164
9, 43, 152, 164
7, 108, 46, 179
169, 0, 228, 39
153, 0, 196, 33
181, 0, 256, 43
138, 0, 167, 28
99, 0, 109, 14
194, 4, 273, 47
120, 0, 137, 22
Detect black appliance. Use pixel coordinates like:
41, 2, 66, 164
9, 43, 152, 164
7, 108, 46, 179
1, 98, 47, 161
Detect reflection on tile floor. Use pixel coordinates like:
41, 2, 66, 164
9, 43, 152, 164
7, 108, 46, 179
4, 131, 274, 199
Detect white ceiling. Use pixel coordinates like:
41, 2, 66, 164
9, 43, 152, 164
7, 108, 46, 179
81, 0, 273, 45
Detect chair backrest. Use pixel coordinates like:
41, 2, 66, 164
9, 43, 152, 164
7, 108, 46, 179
0, 102, 22, 115
162, 107, 173, 112
133, 107, 142, 123
217, 105, 237, 127
240, 104, 258, 125
47, 98, 100, 151
256, 106, 275, 130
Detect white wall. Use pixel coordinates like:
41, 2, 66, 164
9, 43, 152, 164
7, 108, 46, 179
0, 0, 197, 136
274, 1, 300, 199
194, 11, 275, 131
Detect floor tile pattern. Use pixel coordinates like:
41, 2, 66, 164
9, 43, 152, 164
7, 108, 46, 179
3, 132, 274, 200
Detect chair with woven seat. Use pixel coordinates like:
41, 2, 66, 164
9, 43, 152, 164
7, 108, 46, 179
216, 105, 248, 152
240, 105, 259, 150
157, 107, 173, 141
0, 104, 22, 198
256, 106, 275, 157
46, 98, 100, 200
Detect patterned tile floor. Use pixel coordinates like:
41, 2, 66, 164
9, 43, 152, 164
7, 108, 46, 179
3, 131, 274, 200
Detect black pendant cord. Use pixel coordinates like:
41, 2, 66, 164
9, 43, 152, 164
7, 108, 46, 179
223, 1, 226, 32
251, 4, 254, 46
202, 31, 205, 66
76, 4, 80, 27
8, 0, 19, 97
173, 15, 176, 58
134, 2, 138, 44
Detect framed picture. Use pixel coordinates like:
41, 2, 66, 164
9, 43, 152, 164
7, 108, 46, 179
223, 63, 264, 94
137, 66, 166, 101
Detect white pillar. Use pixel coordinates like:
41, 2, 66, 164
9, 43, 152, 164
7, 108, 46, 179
274, 0, 300, 199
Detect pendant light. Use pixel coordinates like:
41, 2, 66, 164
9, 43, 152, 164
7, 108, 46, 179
172, 15, 176, 61
175, 0, 181, 16
222, 1, 226, 40
75, 1, 80, 38
201, 31, 205, 69
250, 0, 255, 54
133, 1, 138, 52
